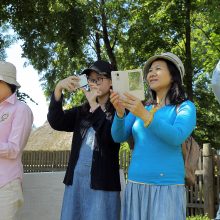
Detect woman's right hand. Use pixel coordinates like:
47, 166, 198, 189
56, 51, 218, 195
56, 76, 80, 93
54, 76, 80, 101
110, 90, 125, 118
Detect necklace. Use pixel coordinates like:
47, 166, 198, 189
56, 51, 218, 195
155, 96, 165, 109
144, 96, 166, 128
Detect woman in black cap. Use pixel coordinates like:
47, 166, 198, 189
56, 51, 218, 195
47, 60, 121, 220
110, 52, 196, 220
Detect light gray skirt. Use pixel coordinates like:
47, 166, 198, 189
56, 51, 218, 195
122, 181, 186, 220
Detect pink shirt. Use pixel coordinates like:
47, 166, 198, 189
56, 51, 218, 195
0, 93, 33, 187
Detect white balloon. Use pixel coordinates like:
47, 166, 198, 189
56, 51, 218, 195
210, 60, 220, 104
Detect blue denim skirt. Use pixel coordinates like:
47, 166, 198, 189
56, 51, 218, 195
122, 181, 186, 220
60, 164, 120, 220
61, 128, 121, 220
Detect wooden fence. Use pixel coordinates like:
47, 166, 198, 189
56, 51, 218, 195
22, 143, 219, 218
22, 151, 70, 173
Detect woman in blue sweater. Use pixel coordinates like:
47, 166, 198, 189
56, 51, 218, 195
110, 52, 196, 220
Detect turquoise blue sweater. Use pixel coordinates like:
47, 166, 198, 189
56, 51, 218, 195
111, 100, 196, 185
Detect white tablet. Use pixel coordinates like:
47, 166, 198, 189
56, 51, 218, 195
111, 69, 145, 100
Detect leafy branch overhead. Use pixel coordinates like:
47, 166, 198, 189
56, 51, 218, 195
0, 0, 220, 148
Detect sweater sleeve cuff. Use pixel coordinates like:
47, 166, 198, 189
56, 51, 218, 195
49, 92, 64, 108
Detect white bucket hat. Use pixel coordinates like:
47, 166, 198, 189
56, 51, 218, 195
0, 61, 20, 88
143, 52, 185, 83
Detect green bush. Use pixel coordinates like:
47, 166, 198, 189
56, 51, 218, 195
186, 214, 210, 220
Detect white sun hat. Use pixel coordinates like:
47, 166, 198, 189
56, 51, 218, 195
0, 61, 20, 88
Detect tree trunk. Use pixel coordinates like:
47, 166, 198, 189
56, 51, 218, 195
185, 0, 193, 100
95, 31, 102, 61
100, 0, 118, 70
93, 17, 102, 60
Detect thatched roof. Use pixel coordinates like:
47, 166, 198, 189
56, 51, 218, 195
24, 121, 73, 151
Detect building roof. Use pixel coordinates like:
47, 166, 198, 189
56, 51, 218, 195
24, 121, 73, 151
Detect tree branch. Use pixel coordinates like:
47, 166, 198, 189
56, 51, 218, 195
193, 22, 220, 53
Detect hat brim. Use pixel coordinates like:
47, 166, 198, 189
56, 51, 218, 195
81, 68, 100, 75
81, 68, 110, 78
0, 75, 21, 88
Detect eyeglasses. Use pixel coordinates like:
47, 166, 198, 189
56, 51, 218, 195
87, 77, 110, 85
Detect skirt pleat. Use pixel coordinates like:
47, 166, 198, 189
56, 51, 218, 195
122, 181, 186, 220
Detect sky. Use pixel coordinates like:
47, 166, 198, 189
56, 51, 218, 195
6, 42, 48, 128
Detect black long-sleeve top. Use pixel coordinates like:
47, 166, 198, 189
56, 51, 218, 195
47, 93, 121, 191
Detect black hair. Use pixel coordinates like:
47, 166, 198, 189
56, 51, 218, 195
6, 82, 17, 93
147, 59, 187, 106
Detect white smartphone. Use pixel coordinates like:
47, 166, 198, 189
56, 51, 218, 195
78, 74, 88, 88
111, 69, 145, 100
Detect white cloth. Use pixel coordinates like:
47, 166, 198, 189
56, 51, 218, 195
0, 178, 24, 220
210, 60, 220, 104
211, 60, 220, 85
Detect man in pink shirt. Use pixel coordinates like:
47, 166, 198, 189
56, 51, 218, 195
0, 61, 33, 219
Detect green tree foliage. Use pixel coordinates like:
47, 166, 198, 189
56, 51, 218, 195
0, 0, 220, 148
116, 0, 220, 147
0, 23, 16, 59
1, 0, 89, 98
190, 0, 220, 147
193, 71, 220, 148
0, 0, 131, 98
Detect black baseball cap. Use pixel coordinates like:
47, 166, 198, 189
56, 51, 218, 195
81, 60, 113, 78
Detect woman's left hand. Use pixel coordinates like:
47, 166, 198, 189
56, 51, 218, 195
121, 92, 148, 120
81, 83, 102, 109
